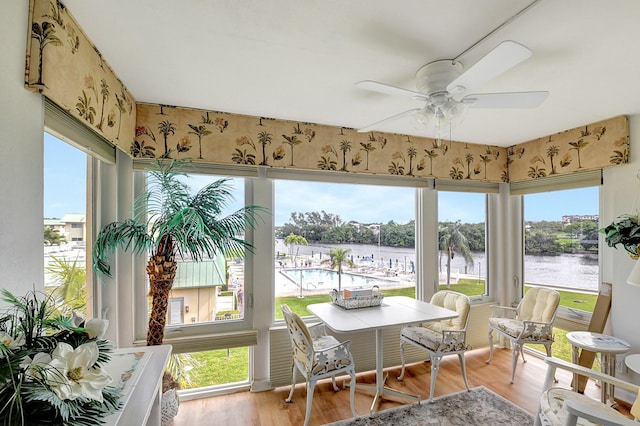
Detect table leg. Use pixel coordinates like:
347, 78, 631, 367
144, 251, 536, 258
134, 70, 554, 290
571, 344, 580, 392
602, 353, 616, 405
356, 329, 420, 414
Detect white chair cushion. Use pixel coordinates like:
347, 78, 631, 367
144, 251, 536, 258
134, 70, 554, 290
539, 388, 624, 426
429, 291, 470, 331
489, 317, 524, 338
520, 287, 560, 323
313, 334, 340, 351
402, 326, 443, 351
488, 317, 553, 341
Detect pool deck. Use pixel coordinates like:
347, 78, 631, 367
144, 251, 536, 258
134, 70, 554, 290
275, 264, 417, 297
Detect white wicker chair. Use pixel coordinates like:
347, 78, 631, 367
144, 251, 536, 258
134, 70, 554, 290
281, 304, 357, 426
397, 290, 471, 401
487, 287, 560, 383
536, 356, 639, 426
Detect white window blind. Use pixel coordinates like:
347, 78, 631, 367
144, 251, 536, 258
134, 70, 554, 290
510, 169, 602, 195
435, 178, 500, 193
44, 97, 116, 164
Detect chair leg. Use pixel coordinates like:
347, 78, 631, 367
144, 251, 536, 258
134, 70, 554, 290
520, 344, 527, 363
486, 329, 494, 364
533, 408, 543, 426
429, 355, 442, 401
511, 343, 520, 384
458, 353, 470, 391
286, 364, 297, 403
398, 340, 407, 381
348, 369, 357, 419
304, 378, 317, 426
331, 376, 339, 392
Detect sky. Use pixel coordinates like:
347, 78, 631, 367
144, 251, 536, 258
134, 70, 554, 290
44, 133, 87, 219
44, 133, 599, 224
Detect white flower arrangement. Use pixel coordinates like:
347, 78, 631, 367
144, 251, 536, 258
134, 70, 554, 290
0, 289, 121, 425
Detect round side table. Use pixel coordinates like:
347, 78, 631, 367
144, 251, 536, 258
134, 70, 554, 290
566, 331, 631, 405
625, 354, 640, 375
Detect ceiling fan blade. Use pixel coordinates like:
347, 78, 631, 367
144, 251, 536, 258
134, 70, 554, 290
447, 40, 533, 94
357, 108, 421, 133
356, 80, 427, 101
462, 91, 549, 108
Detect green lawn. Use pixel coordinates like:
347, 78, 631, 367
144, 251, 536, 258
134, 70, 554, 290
177, 347, 250, 389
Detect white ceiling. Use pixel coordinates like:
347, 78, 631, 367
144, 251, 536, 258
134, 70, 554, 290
62, 0, 640, 147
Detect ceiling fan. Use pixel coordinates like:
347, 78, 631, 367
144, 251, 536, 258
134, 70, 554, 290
355, 40, 548, 140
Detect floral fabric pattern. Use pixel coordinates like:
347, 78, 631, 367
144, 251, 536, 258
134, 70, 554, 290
539, 387, 622, 426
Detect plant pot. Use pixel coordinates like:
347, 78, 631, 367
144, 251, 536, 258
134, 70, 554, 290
161, 388, 179, 426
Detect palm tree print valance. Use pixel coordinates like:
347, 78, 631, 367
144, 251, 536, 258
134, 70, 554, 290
134, 103, 509, 182
135, 103, 628, 184
508, 115, 628, 182
25, 0, 135, 148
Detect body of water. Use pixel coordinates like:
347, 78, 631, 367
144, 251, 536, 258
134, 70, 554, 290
275, 240, 599, 292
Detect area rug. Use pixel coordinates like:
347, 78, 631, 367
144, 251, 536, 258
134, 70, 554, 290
325, 386, 534, 425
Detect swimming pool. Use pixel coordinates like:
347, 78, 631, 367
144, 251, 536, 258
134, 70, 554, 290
280, 268, 396, 291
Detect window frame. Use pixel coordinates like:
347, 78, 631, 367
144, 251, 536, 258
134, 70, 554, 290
436, 189, 493, 303
130, 170, 259, 350
515, 172, 603, 328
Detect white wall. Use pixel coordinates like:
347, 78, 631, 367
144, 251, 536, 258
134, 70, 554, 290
600, 115, 640, 399
0, 0, 45, 301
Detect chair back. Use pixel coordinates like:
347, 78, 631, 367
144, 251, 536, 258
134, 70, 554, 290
518, 287, 560, 323
281, 304, 313, 373
428, 290, 471, 332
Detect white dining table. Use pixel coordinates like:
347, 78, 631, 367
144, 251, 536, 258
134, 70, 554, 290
307, 295, 458, 413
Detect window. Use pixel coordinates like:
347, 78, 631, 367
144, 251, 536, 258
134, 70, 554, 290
522, 186, 600, 363
156, 174, 247, 328
523, 187, 599, 320
437, 191, 488, 298
132, 170, 256, 395
44, 133, 90, 321
274, 179, 416, 318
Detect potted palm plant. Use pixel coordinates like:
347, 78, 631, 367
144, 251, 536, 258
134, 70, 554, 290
92, 158, 265, 421
601, 214, 640, 258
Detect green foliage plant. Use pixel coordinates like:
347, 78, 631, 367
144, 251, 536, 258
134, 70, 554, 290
0, 289, 119, 426
600, 214, 640, 257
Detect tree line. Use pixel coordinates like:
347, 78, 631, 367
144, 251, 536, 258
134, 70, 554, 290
276, 211, 599, 254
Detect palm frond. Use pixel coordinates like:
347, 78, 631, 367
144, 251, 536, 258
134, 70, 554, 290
93, 220, 152, 276
146, 158, 192, 215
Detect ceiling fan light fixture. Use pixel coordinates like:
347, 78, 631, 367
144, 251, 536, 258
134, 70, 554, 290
444, 100, 467, 126
410, 106, 432, 130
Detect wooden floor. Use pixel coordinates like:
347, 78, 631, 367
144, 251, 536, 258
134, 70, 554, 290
173, 347, 629, 425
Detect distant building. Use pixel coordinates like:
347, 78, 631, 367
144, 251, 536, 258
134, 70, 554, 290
60, 214, 86, 242
44, 218, 65, 235
562, 215, 598, 226
44, 214, 86, 245
168, 255, 234, 325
